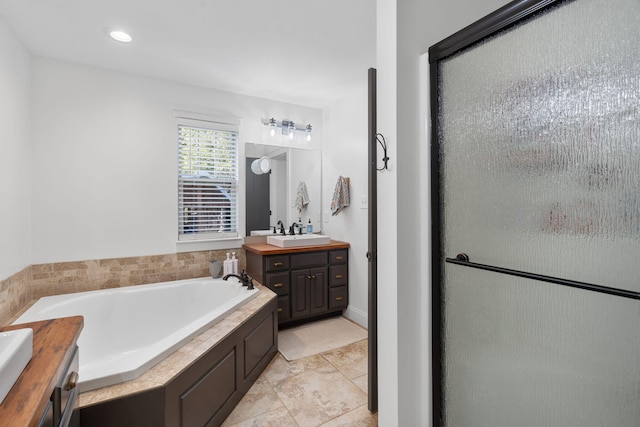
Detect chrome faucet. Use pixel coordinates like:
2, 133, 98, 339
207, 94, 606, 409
222, 270, 255, 290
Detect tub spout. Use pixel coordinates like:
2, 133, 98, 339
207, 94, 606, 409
223, 270, 255, 290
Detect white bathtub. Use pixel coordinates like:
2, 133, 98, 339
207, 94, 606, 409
13, 276, 258, 392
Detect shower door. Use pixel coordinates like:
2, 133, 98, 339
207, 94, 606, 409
429, 0, 640, 425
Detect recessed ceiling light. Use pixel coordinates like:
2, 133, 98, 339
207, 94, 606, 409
109, 30, 132, 43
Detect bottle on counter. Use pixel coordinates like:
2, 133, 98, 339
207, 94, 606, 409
223, 252, 232, 276
231, 252, 238, 275
307, 218, 313, 234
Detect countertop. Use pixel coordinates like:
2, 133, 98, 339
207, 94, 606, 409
0, 316, 83, 427
243, 239, 350, 255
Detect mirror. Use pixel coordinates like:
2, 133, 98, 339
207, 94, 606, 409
245, 143, 321, 235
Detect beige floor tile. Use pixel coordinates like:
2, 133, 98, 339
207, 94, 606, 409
272, 368, 367, 427
222, 376, 284, 426
319, 404, 378, 427
351, 374, 369, 394
262, 352, 336, 385
222, 407, 298, 427
322, 339, 368, 379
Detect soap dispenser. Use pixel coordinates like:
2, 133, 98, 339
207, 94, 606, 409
223, 252, 232, 276
231, 252, 238, 274
307, 218, 313, 234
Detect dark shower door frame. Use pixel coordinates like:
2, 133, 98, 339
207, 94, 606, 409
429, 0, 587, 424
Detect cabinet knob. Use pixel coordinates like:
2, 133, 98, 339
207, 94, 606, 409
273, 283, 284, 288
335, 296, 344, 301
67, 371, 79, 390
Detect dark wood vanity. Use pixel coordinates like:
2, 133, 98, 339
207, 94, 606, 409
244, 240, 350, 327
0, 316, 83, 427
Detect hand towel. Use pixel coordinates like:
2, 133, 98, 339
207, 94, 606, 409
330, 176, 350, 215
295, 181, 310, 213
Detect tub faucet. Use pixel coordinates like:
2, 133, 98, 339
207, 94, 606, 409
223, 270, 255, 290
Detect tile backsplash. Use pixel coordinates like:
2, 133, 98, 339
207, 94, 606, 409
0, 249, 245, 325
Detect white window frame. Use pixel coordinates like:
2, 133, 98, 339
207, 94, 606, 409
176, 112, 241, 248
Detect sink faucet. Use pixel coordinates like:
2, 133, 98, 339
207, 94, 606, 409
277, 220, 286, 235
222, 270, 255, 290
289, 222, 298, 235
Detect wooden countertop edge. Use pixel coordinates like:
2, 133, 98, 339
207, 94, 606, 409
0, 316, 84, 427
243, 239, 350, 255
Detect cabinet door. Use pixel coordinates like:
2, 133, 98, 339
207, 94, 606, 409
291, 269, 310, 318
309, 267, 328, 315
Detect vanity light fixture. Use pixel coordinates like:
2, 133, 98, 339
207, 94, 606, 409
305, 124, 312, 142
109, 30, 133, 43
288, 121, 295, 140
268, 118, 277, 137
262, 118, 313, 142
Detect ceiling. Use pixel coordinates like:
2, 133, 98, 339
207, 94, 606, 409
0, 0, 376, 108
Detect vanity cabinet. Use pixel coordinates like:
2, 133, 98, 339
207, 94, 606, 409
244, 240, 350, 327
0, 316, 83, 427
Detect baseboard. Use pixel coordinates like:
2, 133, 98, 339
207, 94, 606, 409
343, 306, 368, 329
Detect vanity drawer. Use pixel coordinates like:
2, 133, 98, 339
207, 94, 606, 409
329, 286, 348, 309
290, 252, 327, 269
276, 296, 290, 323
329, 265, 348, 286
265, 255, 289, 272
329, 250, 348, 265
265, 272, 290, 296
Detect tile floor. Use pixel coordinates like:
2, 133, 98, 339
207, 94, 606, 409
222, 338, 377, 427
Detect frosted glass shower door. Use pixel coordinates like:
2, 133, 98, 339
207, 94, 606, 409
431, 0, 640, 425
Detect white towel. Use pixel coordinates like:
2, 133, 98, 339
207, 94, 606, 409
330, 176, 350, 215
295, 181, 310, 213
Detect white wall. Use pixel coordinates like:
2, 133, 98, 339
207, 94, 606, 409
322, 82, 369, 328
30, 57, 323, 264
0, 19, 31, 280
377, 0, 513, 425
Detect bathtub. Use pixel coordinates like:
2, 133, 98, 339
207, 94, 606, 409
13, 276, 258, 392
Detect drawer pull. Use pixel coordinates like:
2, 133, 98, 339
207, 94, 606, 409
277, 308, 283, 313
273, 262, 284, 267
307, 274, 317, 280
335, 256, 344, 260
67, 371, 79, 390
335, 296, 344, 301
335, 274, 344, 279
273, 283, 284, 288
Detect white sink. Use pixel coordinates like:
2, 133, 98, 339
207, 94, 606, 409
0, 328, 33, 404
267, 234, 331, 248
250, 229, 276, 236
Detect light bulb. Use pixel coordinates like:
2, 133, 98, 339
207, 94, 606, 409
269, 118, 276, 137
288, 122, 295, 140
305, 124, 312, 142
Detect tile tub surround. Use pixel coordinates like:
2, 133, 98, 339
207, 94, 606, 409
0, 249, 246, 325
0, 267, 32, 326
79, 283, 274, 408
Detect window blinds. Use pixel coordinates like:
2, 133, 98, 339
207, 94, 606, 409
178, 120, 238, 240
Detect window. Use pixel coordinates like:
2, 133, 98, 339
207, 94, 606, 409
177, 116, 239, 241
